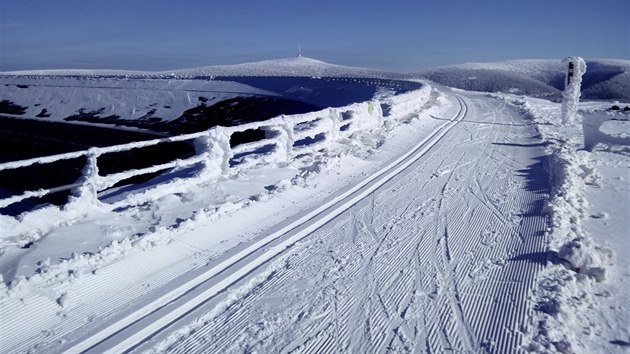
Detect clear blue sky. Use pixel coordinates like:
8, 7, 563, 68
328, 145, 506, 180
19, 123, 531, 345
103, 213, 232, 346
1, 0, 628, 72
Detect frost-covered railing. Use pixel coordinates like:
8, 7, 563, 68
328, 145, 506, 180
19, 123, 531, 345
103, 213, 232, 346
0, 85, 431, 211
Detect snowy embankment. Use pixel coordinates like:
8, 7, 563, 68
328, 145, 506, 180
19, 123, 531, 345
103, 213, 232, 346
496, 94, 630, 352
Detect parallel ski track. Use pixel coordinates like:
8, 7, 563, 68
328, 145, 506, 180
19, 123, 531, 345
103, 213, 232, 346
63, 96, 468, 353
155, 94, 550, 354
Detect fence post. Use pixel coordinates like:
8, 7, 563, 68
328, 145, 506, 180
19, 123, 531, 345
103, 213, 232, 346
193, 127, 232, 179
194, 128, 232, 179
327, 108, 340, 142
71, 148, 100, 205
280, 115, 296, 160
194, 132, 216, 179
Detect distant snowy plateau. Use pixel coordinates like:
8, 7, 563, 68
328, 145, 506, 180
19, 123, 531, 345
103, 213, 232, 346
0, 57, 629, 353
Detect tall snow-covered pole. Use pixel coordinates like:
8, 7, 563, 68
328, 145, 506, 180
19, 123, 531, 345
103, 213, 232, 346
560, 56, 586, 125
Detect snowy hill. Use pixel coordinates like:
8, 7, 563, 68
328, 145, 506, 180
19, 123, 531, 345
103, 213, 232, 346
1, 56, 403, 79
1, 57, 627, 137
171, 56, 404, 79
0, 78, 418, 137
415, 58, 630, 101
0, 57, 420, 134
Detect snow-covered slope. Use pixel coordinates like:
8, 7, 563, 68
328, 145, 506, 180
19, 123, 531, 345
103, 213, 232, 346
416, 58, 630, 101
172, 56, 404, 78
0, 78, 274, 124
0, 57, 418, 134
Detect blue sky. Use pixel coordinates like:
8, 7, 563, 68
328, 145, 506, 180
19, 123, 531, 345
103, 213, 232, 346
1, 0, 628, 72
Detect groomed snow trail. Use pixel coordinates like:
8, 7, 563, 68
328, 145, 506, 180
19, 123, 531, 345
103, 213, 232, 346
138, 93, 550, 354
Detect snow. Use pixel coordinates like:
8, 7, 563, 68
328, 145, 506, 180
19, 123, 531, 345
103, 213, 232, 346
416, 58, 630, 101
0, 80, 443, 353
495, 93, 630, 353
138, 90, 553, 354
1, 56, 401, 79
0, 57, 628, 353
0, 77, 275, 123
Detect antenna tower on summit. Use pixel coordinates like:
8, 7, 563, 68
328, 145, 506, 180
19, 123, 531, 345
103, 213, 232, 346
298, 44, 302, 57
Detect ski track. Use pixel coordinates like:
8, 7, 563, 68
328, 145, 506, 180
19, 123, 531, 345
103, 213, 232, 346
145, 93, 550, 354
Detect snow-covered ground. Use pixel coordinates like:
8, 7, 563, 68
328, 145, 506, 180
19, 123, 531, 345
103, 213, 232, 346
493, 94, 630, 352
0, 77, 275, 124
0, 57, 628, 353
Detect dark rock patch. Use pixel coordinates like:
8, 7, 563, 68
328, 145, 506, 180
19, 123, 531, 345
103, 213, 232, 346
0, 100, 27, 115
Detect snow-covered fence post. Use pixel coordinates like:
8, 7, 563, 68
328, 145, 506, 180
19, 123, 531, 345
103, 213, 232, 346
72, 147, 101, 204
561, 56, 587, 125
279, 115, 296, 160
262, 121, 292, 163
194, 131, 221, 179
194, 127, 233, 179
372, 99, 384, 128
208, 126, 233, 177
326, 108, 340, 142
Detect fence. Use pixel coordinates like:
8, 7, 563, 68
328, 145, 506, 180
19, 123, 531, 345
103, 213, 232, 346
0, 85, 431, 213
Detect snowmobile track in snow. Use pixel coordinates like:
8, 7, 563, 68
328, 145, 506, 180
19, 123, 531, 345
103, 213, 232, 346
64, 95, 468, 353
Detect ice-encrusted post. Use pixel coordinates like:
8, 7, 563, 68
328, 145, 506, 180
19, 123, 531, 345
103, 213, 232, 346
72, 148, 100, 204
262, 121, 293, 163
194, 132, 217, 179
561, 56, 587, 125
210, 127, 233, 177
195, 127, 233, 179
279, 115, 296, 160
326, 108, 340, 142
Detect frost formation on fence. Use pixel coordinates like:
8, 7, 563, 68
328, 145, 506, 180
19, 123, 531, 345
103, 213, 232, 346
0, 84, 431, 214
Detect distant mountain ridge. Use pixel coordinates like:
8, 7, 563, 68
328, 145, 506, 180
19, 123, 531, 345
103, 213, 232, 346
2, 56, 628, 100
414, 58, 630, 101
0, 57, 404, 80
